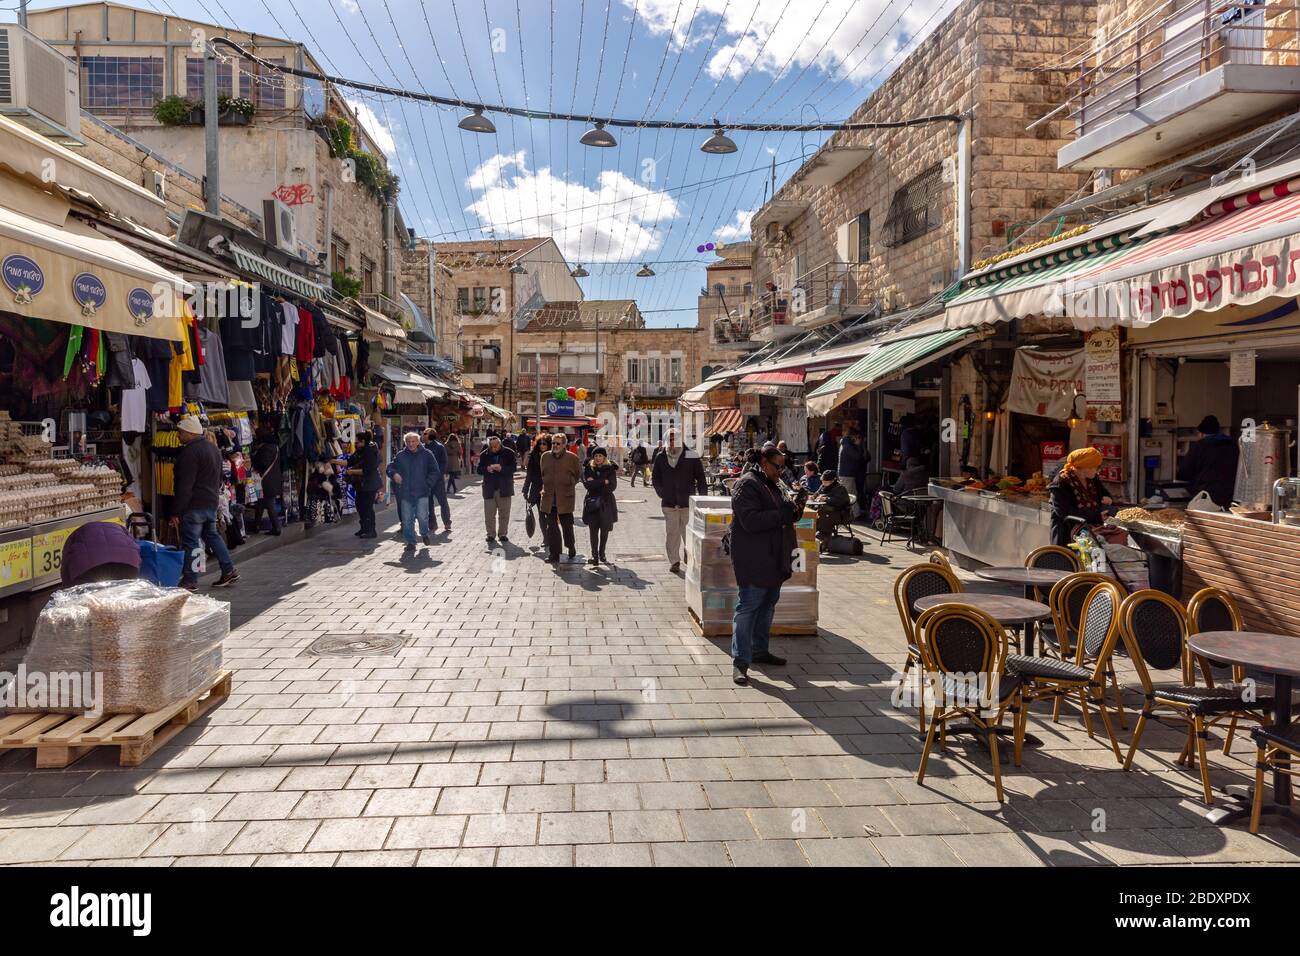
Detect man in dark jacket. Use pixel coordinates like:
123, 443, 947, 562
1177, 415, 1238, 508
514, 431, 531, 470
729, 445, 805, 684
422, 428, 451, 531
812, 469, 851, 550
347, 430, 383, 539
171, 416, 237, 590
628, 442, 650, 487
386, 431, 441, 549
838, 430, 870, 517
477, 434, 518, 546
651, 429, 707, 572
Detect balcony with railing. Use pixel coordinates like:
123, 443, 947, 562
1051, 1, 1300, 170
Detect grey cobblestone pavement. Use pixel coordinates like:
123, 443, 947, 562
1, 477, 1298, 866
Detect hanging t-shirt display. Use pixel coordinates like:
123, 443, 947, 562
120, 357, 152, 433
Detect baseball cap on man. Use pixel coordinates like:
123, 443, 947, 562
177, 417, 203, 435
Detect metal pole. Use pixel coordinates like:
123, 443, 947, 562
18, 0, 27, 28
203, 44, 220, 215
534, 349, 541, 436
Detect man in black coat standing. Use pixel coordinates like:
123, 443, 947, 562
651, 429, 707, 573
347, 431, 383, 539
728, 445, 806, 685
1177, 415, 1238, 508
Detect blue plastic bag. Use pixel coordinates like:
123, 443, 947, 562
138, 540, 185, 587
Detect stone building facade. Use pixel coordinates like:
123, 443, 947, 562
748, 0, 1098, 314
28, 2, 404, 297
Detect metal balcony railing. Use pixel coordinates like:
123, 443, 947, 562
1050, 1, 1300, 138
711, 314, 755, 344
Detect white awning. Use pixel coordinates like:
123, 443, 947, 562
228, 243, 329, 299
0, 201, 191, 340
356, 300, 408, 345
376, 364, 447, 403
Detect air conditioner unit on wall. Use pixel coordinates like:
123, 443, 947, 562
0, 25, 82, 146
262, 198, 300, 256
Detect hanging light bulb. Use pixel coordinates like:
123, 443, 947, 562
580, 121, 617, 148
571, 264, 590, 278
458, 108, 496, 134
700, 127, 737, 154
636, 264, 656, 277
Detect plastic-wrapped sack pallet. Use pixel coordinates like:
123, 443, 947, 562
686, 580, 819, 627
14, 580, 228, 715
685, 525, 817, 590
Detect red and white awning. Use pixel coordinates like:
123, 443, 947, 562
945, 170, 1300, 330
704, 407, 745, 436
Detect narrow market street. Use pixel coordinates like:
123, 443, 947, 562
1, 481, 1297, 867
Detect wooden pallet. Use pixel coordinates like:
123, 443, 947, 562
688, 607, 818, 638
0, 671, 232, 769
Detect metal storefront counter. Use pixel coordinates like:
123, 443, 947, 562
927, 483, 1052, 568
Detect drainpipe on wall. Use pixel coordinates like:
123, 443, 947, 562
955, 110, 973, 280
321, 183, 333, 271
382, 199, 396, 299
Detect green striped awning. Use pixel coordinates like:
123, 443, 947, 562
229, 243, 329, 299
806, 327, 974, 417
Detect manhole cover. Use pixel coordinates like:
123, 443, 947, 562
301, 633, 409, 657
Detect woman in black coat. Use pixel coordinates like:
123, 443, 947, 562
581, 447, 619, 566
522, 433, 550, 505
1048, 447, 1112, 546
728, 446, 807, 685
249, 428, 283, 535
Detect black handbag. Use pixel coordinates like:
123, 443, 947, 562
582, 494, 603, 525
525, 505, 536, 538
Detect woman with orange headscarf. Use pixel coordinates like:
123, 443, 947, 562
1049, 447, 1113, 545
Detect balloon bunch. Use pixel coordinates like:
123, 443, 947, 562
550, 386, 591, 401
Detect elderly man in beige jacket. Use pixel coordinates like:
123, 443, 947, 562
540, 432, 583, 563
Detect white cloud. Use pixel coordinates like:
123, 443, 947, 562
465, 152, 683, 263
714, 208, 756, 243
338, 0, 360, 13
628, 0, 946, 86
344, 98, 396, 157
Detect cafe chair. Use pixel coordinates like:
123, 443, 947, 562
893, 562, 965, 735
1118, 590, 1274, 805
914, 604, 1026, 802
1024, 545, 1083, 602
1249, 721, 1300, 833
1043, 572, 1128, 729
927, 550, 952, 569
877, 491, 915, 547
1185, 587, 1250, 754
1007, 580, 1126, 762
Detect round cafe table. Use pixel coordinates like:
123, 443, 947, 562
1187, 631, 1300, 830
912, 593, 1053, 751
973, 567, 1072, 656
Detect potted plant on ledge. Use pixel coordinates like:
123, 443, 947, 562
152, 95, 201, 127
218, 96, 256, 126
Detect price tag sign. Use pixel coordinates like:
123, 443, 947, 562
0, 538, 33, 589
32, 526, 74, 578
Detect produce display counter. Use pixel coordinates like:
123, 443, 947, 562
927, 482, 1052, 567
0, 508, 125, 599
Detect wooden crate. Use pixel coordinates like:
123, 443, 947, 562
688, 607, 818, 638
0, 671, 232, 769
1182, 511, 1300, 635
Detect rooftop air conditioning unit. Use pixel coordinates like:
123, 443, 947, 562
262, 198, 300, 256
0, 25, 82, 146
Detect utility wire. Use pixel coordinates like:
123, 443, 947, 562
212, 38, 963, 132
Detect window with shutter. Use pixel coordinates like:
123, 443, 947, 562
883, 165, 943, 247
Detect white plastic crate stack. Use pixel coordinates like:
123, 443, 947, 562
684, 494, 819, 634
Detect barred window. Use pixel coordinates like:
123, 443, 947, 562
883, 164, 944, 248
80, 56, 163, 110
185, 57, 286, 108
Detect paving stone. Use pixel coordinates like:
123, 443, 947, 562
306, 817, 394, 853
575, 842, 653, 866
461, 813, 538, 847
538, 811, 609, 845
651, 841, 732, 866
611, 810, 684, 843
799, 838, 888, 867
726, 840, 809, 866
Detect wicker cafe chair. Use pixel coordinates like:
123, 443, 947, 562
1007, 579, 1127, 762
1250, 721, 1300, 833
1185, 587, 1253, 754
1024, 545, 1083, 602
1043, 572, 1128, 729
914, 604, 1025, 803
927, 550, 952, 569
1119, 590, 1274, 805
893, 563, 965, 734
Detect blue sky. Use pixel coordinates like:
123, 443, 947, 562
28, 0, 955, 326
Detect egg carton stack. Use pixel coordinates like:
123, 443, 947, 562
0, 472, 58, 529
684, 494, 819, 633
62, 464, 122, 513
0, 415, 50, 461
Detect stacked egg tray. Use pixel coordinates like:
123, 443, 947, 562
0, 462, 120, 529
